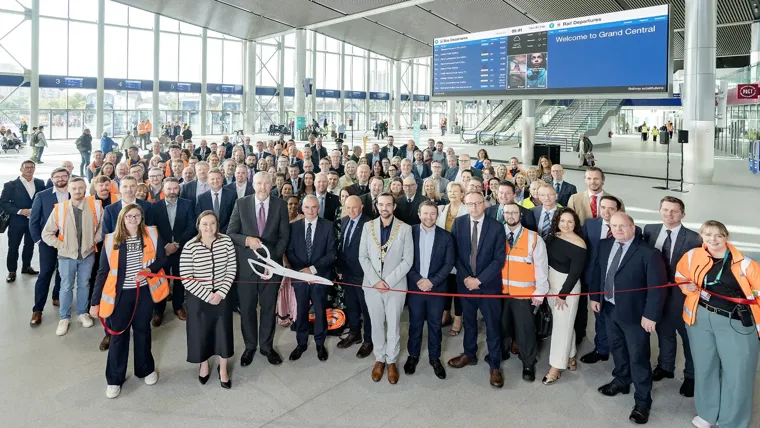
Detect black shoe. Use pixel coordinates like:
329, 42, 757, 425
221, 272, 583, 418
430, 359, 446, 379
598, 381, 631, 396
580, 350, 609, 364
6, 272, 16, 283
317, 345, 328, 361
629, 406, 650, 424
240, 349, 255, 367
262, 349, 283, 365
499, 348, 511, 361
337, 332, 362, 349
522, 365, 536, 382
356, 343, 373, 359
680, 378, 694, 397
575, 334, 586, 346
652, 366, 674, 382
404, 356, 419, 375
289, 345, 307, 361
218, 366, 231, 389
199, 365, 210, 385
21, 267, 38, 275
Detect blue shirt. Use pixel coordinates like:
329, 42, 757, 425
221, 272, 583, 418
380, 221, 392, 247
605, 237, 635, 304
418, 226, 435, 278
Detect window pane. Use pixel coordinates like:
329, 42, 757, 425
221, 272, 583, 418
128, 7, 153, 29
258, 44, 278, 87
69, 0, 98, 22
208, 30, 224, 38
104, 26, 127, 78
0, 0, 24, 11
178, 35, 201, 82
40, 0, 67, 18
324, 53, 338, 89
40, 18, 67, 75
180, 21, 201, 35
160, 16, 179, 33
0, 19, 30, 72
285, 33, 295, 48
283, 48, 294, 87
68, 22, 97, 76
159, 32, 178, 81
207, 38, 223, 83
223, 40, 242, 85
105, 0, 128, 25
351, 57, 364, 91
325, 36, 339, 53
316, 52, 324, 88
127, 28, 153, 80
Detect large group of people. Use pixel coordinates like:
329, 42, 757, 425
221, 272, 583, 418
1, 131, 758, 428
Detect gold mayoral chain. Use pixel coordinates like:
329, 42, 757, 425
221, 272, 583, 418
370, 220, 402, 264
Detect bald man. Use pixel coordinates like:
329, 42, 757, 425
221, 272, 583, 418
394, 177, 422, 225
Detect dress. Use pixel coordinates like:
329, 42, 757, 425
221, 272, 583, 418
180, 235, 237, 362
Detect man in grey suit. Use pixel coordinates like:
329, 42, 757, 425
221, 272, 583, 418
359, 192, 413, 385
642, 196, 701, 398
531, 183, 560, 239
228, 171, 291, 367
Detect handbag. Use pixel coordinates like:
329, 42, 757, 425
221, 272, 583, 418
534, 300, 553, 337
0, 209, 9, 234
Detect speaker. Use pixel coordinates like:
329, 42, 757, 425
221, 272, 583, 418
678, 129, 689, 144
348, 119, 353, 127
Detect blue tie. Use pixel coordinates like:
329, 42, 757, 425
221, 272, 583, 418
344, 219, 355, 251
555, 183, 560, 194
306, 223, 313, 263
542, 211, 551, 238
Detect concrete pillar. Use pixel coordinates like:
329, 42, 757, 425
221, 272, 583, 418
682, 0, 716, 184
393, 60, 401, 131
387, 60, 392, 123
244, 41, 257, 134
408, 60, 414, 126
295, 29, 306, 133
365, 50, 370, 131
278, 36, 285, 125
311, 32, 317, 123
339, 42, 345, 125
30, 0, 39, 130
96, 0, 105, 137
151, 13, 160, 138
447, 100, 455, 127
521, 100, 536, 165
200, 28, 207, 135
427, 97, 432, 130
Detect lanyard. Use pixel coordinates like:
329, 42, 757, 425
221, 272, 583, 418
704, 252, 729, 287
505, 226, 523, 253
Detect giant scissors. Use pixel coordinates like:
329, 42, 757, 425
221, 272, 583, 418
247, 245, 333, 286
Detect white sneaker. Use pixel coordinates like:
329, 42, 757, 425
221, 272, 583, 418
692, 416, 712, 428
78, 313, 94, 328
144, 371, 158, 385
55, 319, 70, 336
106, 385, 121, 399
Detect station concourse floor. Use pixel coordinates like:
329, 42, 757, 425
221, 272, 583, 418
0, 132, 759, 427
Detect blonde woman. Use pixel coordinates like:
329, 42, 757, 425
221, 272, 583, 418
437, 182, 468, 335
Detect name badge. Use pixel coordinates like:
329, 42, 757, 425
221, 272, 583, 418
700, 290, 711, 302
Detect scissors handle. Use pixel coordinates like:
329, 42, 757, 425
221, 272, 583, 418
248, 245, 273, 277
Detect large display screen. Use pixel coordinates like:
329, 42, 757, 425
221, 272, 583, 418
432, 5, 670, 98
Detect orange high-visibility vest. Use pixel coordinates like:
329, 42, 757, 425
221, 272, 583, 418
676, 243, 760, 337
138, 123, 146, 135
165, 159, 188, 178
147, 187, 166, 202
507, 168, 526, 179
145, 121, 152, 133
110, 180, 120, 196
501, 227, 539, 297
98, 226, 168, 318
53, 197, 103, 244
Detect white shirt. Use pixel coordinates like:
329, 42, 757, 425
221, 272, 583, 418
505, 224, 550, 295
469, 215, 485, 247
455, 169, 463, 183
539, 206, 558, 234
600, 222, 611, 240
303, 217, 319, 274
19, 176, 35, 199
195, 180, 209, 202
235, 183, 247, 199
54, 189, 69, 204
605, 237, 636, 304
654, 224, 682, 261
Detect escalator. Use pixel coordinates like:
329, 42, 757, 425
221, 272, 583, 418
463, 100, 521, 145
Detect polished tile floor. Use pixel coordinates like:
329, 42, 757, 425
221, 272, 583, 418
1, 132, 759, 427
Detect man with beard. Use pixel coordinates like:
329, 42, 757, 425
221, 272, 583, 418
567, 167, 624, 226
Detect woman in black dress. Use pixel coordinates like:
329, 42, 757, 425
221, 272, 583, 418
180, 211, 237, 389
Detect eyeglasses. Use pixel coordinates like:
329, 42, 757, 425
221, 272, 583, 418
125, 214, 142, 221
465, 201, 485, 207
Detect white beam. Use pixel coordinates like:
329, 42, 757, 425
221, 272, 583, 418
302, 0, 436, 31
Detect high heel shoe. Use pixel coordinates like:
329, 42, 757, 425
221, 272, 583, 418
218, 366, 231, 389
199, 364, 210, 385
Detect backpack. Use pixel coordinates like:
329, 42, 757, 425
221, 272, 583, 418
31, 131, 39, 147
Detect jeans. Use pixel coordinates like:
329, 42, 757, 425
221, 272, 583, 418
79, 151, 91, 177
35, 146, 44, 162
57, 254, 95, 320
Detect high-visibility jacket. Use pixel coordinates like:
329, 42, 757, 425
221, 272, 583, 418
138, 123, 146, 135
53, 197, 102, 243
98, 226, 168, 318
676, 243, 760, 337
110, 180, 119, 196
501, 228, 539, 297
165, 159, 188, 178
147, 187, 166, 202
507, 167, 525, 179
145, 121, 152, 133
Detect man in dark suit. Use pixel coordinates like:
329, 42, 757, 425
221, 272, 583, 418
404, 201, 455, 379
286, 195, 336, 362
379, 135, 398, 159
1, 160, 46, 282
397, 139, 419, 162
287, 164, 302, 191
311, 137, 329, 162
348, 164, 371, 196
193, 139, 212, 161
485, 181, 535, 231
444, 154, 482, 182
394, 177, 422, 225
336, 196, 372, 357
530, 183, 560, 239
590, 212, 667, 425
313, 173, 339, 222
447, 191, 507, 388
179, 161, 211, 204
365, 143, 382, 167
228, 171, 290, 367
225, 165, 255, 199
102, 176, 153, 237
411, 150, 431, 180
550, 164, 577, 207
196, 169, 236, 233
643, 196, 701, 398
29, 167, 69, 325
360, 176, 384, 220
148, 178, 194, 325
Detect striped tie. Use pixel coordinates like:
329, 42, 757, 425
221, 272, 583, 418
542, 211, 551, 238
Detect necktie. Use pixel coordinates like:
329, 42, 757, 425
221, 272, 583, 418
344, 219, 355, 251
590, 195, 598, 218
318, 195, 325, 218
408, 198, 413, 203
662, 229, 672, 266
306, 222, 313, 262
507, 231, 514, 248
555, 183, 560, 194
542, 211, 551, 238
605, 224, 613, 239
257, 203, 266, 236
291, 157, 296, 165
213, 192, 220, 215
605, 242, 624, 301
372, 199, 377, 216
470, 220, 479, 273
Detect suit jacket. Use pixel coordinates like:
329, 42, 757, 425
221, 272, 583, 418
360, 193, 380, 219
485, 203, 536, 232
590, 238, 667, 324
337, 214, 369, 279
196, 187, 237, 232
193, 146, 211, 161
102, 199, 153, 237
567, 190, 624, 226
582, 218, 644, 286
411, 162, 432, 180
287, 158, 304, 174
348, 183, 370, 196
397, 145, 420, 161
316, 192, 340, 222
530, 206, 561, 235
407, 225, 455, 292
444, 167, 481, 182
358, 217, 413, 289
394, 194, 422, 225
30, 187, 69, 243
224, 181, 254, 199
1, 177, 45, 228
451, 215, 507, 295
311, 145, 329, 161
555, 181, 578, 207
148, 198, 195, 247
227, 195, 290, 281
286, 218, 336, 280
179, 180, 211, 204
365, 152, 382, 167
379, 145, 399, 160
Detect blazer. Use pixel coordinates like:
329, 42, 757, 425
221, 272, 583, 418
0, 177, 45, 228
224, 181, 254, 199
411, 162, 432, 180
358, 217, 413, 290
315, 192, 340, 222
397, 145, 420, 160
436, 203, 468, 230
365, 152, 383, 167
590, 238, 667, 324
102, 199, 153, 238
196, 187, 237, 233
348, 183, 370, 196
194, 146, 211, 161
148, 198, 195, 247
485, 203, 536, 232
179, 180, 209, 204
444, 167, 481, 182
227, 195, 290, 281
394, 194, 423, 225
311, 145, 329, 161
380, 145, 399, 159
286, 217, 336, 280
407, 225, 455, 292
360, 192, 380, 219
30, 187, 69, 243
450, 215, 507, 295
337, 214, 369, 279
555, 181, 578, 207
287, 158, 304, 174
567, 190, 625, 226
530, 205, 561, 234
582, 218, 644, 286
